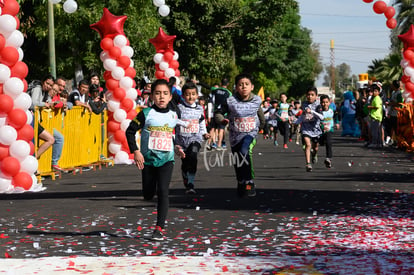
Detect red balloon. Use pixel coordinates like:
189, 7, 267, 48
127, 109, 137, 120
404, 81, 414, 91
2, 0, 19, 16
90, 8, 127, 39
155, 70, 164, 79
0, 144, 9, 161
10, 61, 29, 79
0, 156, 20, 177
0, 94, 14, 114
17, 124, 34, 142
124, 67, 136, 78
28, 141, 35, 155
114, 129, 126, 143
131, 80, 136, 89
401, 75, 410, 83
373, 1, 387, 14
7, 108, 27, 129
363, 0, 373, 2
175, 69, 181, 77
108, 46, 121, 59
163, 51, 174, 63
22, 78, 27, 92
113, 87, 126, 100
12, 172, 32, 190
100, 37, 113, 51
169, 60, 179, 70
0, 84, 3, 94
106, 78, 119, 91
403, 49, 414, 61
398, 25, 414, 49
117, 55, 130, 69
121, 97, 133, 112
386, 18, 397, 29
103, 70, 112, 81
0, 46, 19, 67
14, 16, 20, 30
0, 34, 5, 51
107, 120, 120, 133
384, 6, 396, 19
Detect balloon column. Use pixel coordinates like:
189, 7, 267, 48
398, 25, 414, 103
152, 0, 170, 17
362, 0, 397, 29
0, 0, 42, 193
50, 0, 78, 14
91, 8, 137, 164
149, 27, 180, 80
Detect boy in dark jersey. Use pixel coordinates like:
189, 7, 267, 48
215, 73, 265, 197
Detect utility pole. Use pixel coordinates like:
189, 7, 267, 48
330, 39, 335, 95
47, 0, 56, 78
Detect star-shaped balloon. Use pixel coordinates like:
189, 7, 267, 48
398, 25, 414, 50
90, 8, 127, 39
149, 27, 176, 53
0, 0, 4, 8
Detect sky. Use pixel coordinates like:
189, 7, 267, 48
297, 0, 394, 86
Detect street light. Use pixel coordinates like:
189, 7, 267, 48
47, 0, 78, 78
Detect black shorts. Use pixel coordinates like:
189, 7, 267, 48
209, 118, 226, 130
38, 124, 45, 136
302, 134, 320, 144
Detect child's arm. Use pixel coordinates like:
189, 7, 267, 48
257, 108, 266, 130
126, 111, 145, 169
214, 100, 229, 125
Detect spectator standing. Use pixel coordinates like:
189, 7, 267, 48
367, 84, 383, 148
69, 79, 92, 112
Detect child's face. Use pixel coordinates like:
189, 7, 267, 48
183, 88, 198, 105
321, 98, 330, 110
150, 84, 172, 109
272, 102, 278, 108
280, 94, 287, 103
373, 89, 380, 96
199, 99, 205, 106
236, 77, 254, 99
294, 103, 300, 109
306, 91, 317, 103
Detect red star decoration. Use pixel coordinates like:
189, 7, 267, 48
398, 25, 414, 50
0, 0, 4, 8
149, 27, 176, 53
90, 8, 127, 39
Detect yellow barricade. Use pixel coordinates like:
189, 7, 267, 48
34, 107, 109, 177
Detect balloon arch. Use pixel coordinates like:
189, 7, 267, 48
0, 0, 413, 192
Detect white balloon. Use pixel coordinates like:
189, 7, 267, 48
103, 58, 117, 71
113, 108, 127, 122
0, 14, 17, 35
29, 175, 39, 191
158, 5, 170, 17
0, 176, 12, 192
51, 0, 61, 3
5, 30, 24, 48
100, 51, 109, 62
14, 93, 32, 110
105, 92, 113, 101
113, 35, 128, 47
26, 110, 33, 125
111, 67, 125, 80
120, 77, 133, 90
20, 155, 38, 175
153, 53, 164, 64
63, 0, 78, 14
114, 150, 129, 164
17, 48, 24, 61
400, 59, 409, 69
10, 140, 30, 161
125, 88, 138, 100
107, 100, 121, 112
165, 68, 175, 78
0, 117, 6, 127
129, 59, 135, 67
159, 61, 169, 71
0, 125, 17, 145
173, 51, 179, 60
153, 0, 165, 7
121, 46, 134, 58
404, 66, 414, 77
120, 119, 131, 132
4, 77, 24, 99
0, 64, 11, 83
108, 142, 122, 154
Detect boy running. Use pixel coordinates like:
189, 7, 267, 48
215, 73, 265, 197
319, 95, 338, 168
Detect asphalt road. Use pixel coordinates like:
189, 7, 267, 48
0, 132, 413, 274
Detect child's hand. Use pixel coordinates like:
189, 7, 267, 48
133, 150, 145, 170
174, 145, 186, 159
221, 119, 229, 125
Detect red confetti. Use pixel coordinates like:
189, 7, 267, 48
26, 224, 33, 228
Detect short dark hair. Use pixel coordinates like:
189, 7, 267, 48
392, 80, 400, 89
78, 79, 89, 87
221, 78, 229, 86
89, 84, 100, 94
306, 87, 318, 95
42, 74, 55, 83
151, 79, 170, 94
371, 84, 380, 92
235, 73, 253, 85
182, 81, 198, 94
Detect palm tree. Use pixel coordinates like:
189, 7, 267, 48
391, 0, 414, 52
368, 53, 403, 86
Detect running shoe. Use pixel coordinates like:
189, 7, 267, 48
151, 226, 165, 241
211, 143, 218, 149
289, 138, 292, 142
222, 141, 227, 149
283, 144, 288, 149
324, 158, 332, 168
52, 165, 64, 172
245, 181, 256, 197
186, 188, 197, 195
274, 140, 278, 146
306, 163, 312, 172
311, 152, 318, 164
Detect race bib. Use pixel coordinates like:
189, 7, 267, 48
148, 131, 173, 151
180, 119, 199, 134
322, 122, 331, 132
281, 112, 289, 119
234, 117, 256, 132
